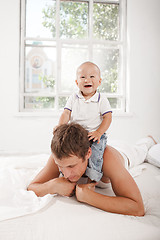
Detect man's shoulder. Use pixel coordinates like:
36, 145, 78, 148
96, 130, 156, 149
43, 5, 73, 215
102, 146, 124, 177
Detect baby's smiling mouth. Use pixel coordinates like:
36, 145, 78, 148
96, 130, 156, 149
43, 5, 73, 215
84, 84, 92, 88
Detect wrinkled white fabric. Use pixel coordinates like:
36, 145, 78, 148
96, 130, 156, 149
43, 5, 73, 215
146, 143, 160, 168
0, 163, 160, 240
108, 137, 155, 168
0, 154, 54, 221
0, 137, 158, 222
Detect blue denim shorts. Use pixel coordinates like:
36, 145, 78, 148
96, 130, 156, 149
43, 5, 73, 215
85, 133, 107, 182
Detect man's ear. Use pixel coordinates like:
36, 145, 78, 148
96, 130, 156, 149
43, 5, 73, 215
86, 147, 92, 159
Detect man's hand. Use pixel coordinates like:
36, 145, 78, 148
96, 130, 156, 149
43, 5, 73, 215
76, 182, 97, 203
55, 177, 76, 197
88, 131, 102, 144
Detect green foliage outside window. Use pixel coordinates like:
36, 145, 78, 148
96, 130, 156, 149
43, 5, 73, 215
36, 1, 119, 109
38, 74, 55, 89
42, 2, 118, 40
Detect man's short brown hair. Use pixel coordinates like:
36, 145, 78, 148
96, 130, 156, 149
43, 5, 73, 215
51, 123, 90, 160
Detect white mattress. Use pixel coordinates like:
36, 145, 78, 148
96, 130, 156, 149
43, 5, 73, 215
0, 154, 160, 240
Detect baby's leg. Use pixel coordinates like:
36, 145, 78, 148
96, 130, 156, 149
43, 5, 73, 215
86, 134, 107, 182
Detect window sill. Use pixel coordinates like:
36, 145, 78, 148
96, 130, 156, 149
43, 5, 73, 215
14, 111, 62, 118
15, 111, 133, 118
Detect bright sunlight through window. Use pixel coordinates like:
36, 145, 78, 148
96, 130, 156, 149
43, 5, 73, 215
20, 0, 127, 113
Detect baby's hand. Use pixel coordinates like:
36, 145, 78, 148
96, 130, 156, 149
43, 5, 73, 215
88, 131, 101, 144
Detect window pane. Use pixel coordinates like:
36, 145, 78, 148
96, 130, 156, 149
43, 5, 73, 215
25, 44, 56, 93
23, 0, 126, 112
93, 2, 119, 41
24, 97, 55, 109
108, 98, 121, 109
93, 45, 119, 93
60, 1, 88, 39
58, 96, 68, 109
61, 45, 89, 92
26, 0, 56, 38
26, 40, 55, 46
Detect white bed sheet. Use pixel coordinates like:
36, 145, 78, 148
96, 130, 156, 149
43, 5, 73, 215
0, 154, 160, 240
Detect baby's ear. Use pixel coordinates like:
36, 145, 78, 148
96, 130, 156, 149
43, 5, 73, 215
99, 78, 102, 85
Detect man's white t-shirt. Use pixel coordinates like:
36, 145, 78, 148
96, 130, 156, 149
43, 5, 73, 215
64, 91, 112, 133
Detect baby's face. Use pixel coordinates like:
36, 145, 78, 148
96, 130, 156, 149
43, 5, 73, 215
75, 63, 102, 98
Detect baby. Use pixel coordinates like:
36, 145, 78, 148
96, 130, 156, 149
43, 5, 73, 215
57, 61, 112, 182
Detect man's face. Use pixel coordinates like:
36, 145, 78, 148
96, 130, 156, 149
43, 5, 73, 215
53, 148, 91, 183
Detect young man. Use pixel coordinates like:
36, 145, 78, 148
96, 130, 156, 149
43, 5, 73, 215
27, 123, 150, 216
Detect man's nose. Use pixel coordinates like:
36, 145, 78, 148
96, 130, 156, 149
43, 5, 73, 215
63, 168, 71, 178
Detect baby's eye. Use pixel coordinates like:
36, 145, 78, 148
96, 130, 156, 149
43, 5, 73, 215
81, 76, 85, 79
90, 75, 95, 78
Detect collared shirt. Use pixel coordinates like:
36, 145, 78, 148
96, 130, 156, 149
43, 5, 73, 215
64, 91, 112, 133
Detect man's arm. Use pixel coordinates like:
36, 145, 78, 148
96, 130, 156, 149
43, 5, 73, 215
27, 155, 76, 197
76, 146, 145, 216
88, 112, 112, 143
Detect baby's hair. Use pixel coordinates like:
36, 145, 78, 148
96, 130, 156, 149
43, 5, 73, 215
76, 61, 101, 76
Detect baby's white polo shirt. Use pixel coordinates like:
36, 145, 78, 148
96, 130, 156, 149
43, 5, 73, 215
64, 91, 112, 133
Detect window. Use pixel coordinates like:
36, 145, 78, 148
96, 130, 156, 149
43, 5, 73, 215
20, 0, 127, 112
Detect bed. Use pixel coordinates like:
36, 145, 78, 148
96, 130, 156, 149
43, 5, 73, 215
0, 153, 160, 240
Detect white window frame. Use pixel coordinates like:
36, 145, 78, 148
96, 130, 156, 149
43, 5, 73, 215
19, 0, 127, 114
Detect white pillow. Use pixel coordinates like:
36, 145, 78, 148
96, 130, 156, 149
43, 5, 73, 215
146, 144, 160, 168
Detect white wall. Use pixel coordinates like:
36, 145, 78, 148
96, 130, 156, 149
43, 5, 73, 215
0, 0, 160, 153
